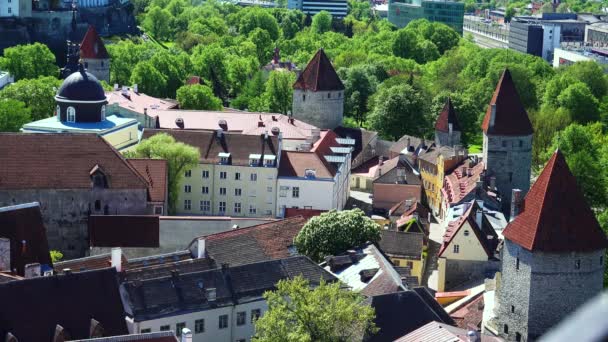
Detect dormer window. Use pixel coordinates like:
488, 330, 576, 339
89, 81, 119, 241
218, 152, 231, 165
249, 154, 261, 166
304, 169, 316, 179
263, 155, 276, 167
67, 106, 76, 122
90, 165, 108, 188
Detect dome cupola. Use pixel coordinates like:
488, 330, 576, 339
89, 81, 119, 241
55, 64, 108, 123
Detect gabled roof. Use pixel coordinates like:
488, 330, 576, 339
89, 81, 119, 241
0, 133, 149, 190
365, 290, 455, 342
293, 49, 344, 91
0, 203, 52, 276
188, 216, 308, 266
481, 69, 533, 136
503, 150, 608, 252
442, 160, 485, 205
438, 201, 497, 258
73, 331, 179, 342
390, 134, 432, 156
395, 321, 503, 342
374, 155, 421, 185
127, 159, 168, 203
142, 129, 279, 167
121, 256, 335, 321
279, 150, 335, 178
80, 25, 109, 59
89, 215, 160, 248
435, 97, 461, 133
0, 268, 128, 340
333, 126, 378, 163
378, 230, 424, 259
54, 253, 128, 274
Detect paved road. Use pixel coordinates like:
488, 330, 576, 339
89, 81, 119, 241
423, 219, 444, 292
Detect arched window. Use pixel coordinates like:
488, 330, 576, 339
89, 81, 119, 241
67, 106, 76, 122
56, 105, 60, 118
504, 324, 509, 334
101, 105, 106, 121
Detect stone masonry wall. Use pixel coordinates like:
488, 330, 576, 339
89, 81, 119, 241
83, 58, 110, 83
445, 258, 500, 290
435, 130, 461, 147
292, 89, 343, 129
0, 188, 149, 259
483, 134, 532, 212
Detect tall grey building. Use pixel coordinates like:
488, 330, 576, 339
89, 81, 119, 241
292, 48, 344, 130
496, 150, 608, 341
481, 69, 533, 213
434, 97, 461, 147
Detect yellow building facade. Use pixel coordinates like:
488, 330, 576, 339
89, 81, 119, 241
418, 147, 466, 215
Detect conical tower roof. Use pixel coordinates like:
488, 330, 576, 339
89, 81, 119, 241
481, 69, 533, 136
435, 97, 461, 133
293, 49, 344, 91
503, 150, 608, 252
80, 25, 109, 59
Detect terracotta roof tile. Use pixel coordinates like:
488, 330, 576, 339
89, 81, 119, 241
106, 89, 178, 117
293, 49, 344, 91
443, 161, 485, 205
190, 216, 308, 266
0, 133, 148, 190
481, 69, 533, 136
0, 203, 52, 276
80, 25, 109, 59
435, 97, 461, 133
128, 159, 168, 203
142, 129, 279, 167
284, 208, 326, 219
89, 215, 160, 248
503, 150, 608, 252
55, 254, 128, 274
279, 151, 334, 178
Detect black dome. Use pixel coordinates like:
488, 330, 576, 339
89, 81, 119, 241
56, 68, 106, 102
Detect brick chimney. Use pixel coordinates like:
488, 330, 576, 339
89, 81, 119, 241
181, 328, 193, 342
111, 247, 122, 272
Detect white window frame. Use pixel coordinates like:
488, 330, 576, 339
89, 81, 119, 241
250, 173, 258, 181
202, 186, 209, 194
292, 187, 300, 198
219, 201, 226, 213
220, 171, 227, 179
249, 205, 257, 215
235, 188, 242, 196
220, 187, 226, 195
200, 200, 210, 212
202, 170, 209, 179
184, 200, 191, 210
67, 106, 76, 122
453, 244, 460, 253
234, 202, 241, 213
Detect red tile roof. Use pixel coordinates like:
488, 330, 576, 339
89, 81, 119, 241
79, 25, 109, 59
89, 215, 160, 248
0, 203, 52, 276
283, 208, 326, 219
442, 161, 485, 205
503, 150, 608, 252
279, 151, 335, 178
310, 130, 342, 175
54, 253, 128, 273
106, 89, 178, 117
293, 49, 344, 91
450, 294, 484, 330
435, 97, 461, 133
481, 69, 533, 136
0, 133, 149, 190
128, 159, 168, 203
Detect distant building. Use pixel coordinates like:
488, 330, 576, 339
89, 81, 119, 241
378, 230, 425, 282
142, 129, 280, 218
0, 0, 31, 17
292, 49, 345, 130
277, 130, 351, 215
585, 22, 608, 47
388, 0, 465, 34
79, 25, 111, 83
372, 155, 422, 212
434, 97, 461, 148
495, 150, 608, 341
437, 200, 500, 292
0, 70, 14, 90
22, 66, 140, 151
0, 133, 154, 257
553, 47, 608, 69
288, 0, 348, 18
263, 47, 298, 73
395, 321, 502, 342
121, 256, 336, 339
481, 69, 533, 213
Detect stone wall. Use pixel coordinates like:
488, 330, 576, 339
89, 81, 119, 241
292, 89, 343, 129
83, 58, 110, 83
483, 134, 533, 212
0, 188, 149, 258
435, 130, 461, 147
444, 258, 500, 290
497, 240, 605, 341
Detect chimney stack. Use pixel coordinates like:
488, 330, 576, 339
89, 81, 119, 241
24, 263, 41, 278
181, 328, 193, 342
0, 238, 9, 272
475, 209, 483, 228
197, 237, 206, 258
489, 104, 496, 128
467, 330, 481, 342
133, 84, 138, 94
113, 83, 119, 91
111, 247, 122, 272
510, 189, 523, 222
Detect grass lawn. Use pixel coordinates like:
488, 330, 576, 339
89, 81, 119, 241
468, 143, 482, 153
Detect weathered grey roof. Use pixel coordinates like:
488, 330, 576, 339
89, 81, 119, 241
378, 230, 424, 259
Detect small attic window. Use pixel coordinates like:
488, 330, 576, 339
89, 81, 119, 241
90, 165, 108, 189
218, 152, 231, 165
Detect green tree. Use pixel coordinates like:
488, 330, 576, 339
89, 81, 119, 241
340, 65, 381, 125
125, 133, 200, 214
249, 28, 274, 65
368, 83, 428, 140
429, 24, 461, 54
50, 250, 63, 263
143, 6, 173, 41
176, 84, 222, 110
556, 3, 569, 13
294, 209, 381, 262
311, 11, 333, 34
149, 51, 190, 98
253, 277, 377, 342
239, 7, 280, 40
0, 99, 31, 132
393, 29, 420, 60
0, 43, 58, 81
0, 76, 62, 121
129, 61, 168, 98
541, 2, 554, 13
556, 82, 599, 123
107, 40, 157, 85
264, 71, 295, 115
231, 70, 267, 110
191, 45, 230, 101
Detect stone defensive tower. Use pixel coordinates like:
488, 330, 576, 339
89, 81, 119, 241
79, 25, 111, 83
434, 97, 461, 147
496, 150, 608, 341
292, 48, 344, 129
481, 69, 533, 212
